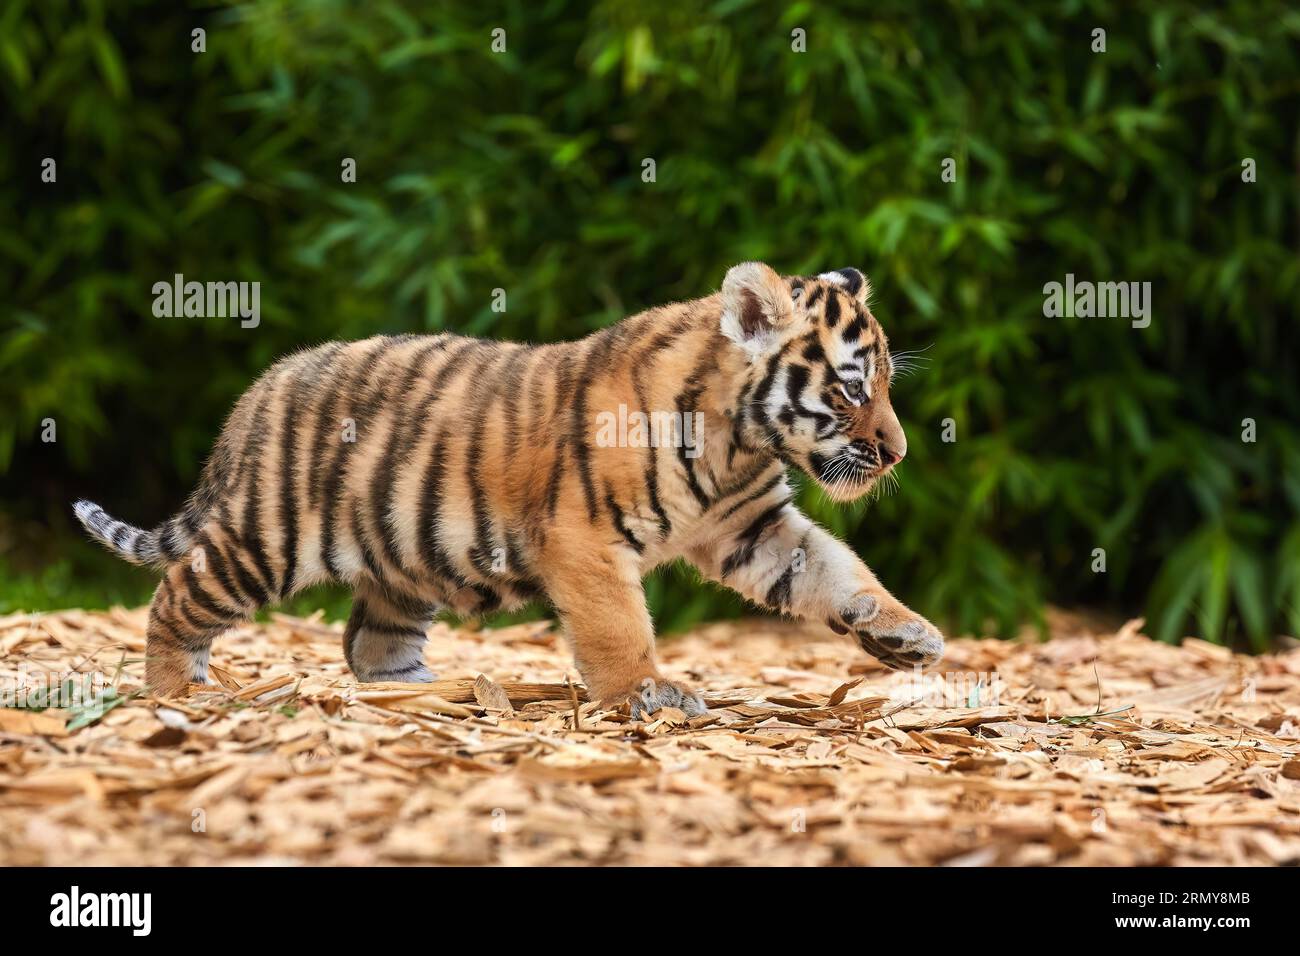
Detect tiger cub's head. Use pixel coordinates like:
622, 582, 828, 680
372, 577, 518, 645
721, 261, 908, 502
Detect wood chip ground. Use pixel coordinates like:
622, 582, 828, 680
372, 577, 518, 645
1, 608, 1298, 865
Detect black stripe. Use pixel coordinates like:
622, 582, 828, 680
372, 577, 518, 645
173, 589, 220, 630
778, 362, 836, 436
343, 599, 367, 665
605, 487, 645, 554
368, 585, 433, 621
718, 470, 786, 521
278, 380, 301, 595
631, 342, 672, 539
644, 462, 672, 539
767, 531, 809, 611
633, 313, 697, 364
469, 583, 502, 613
672, 345, 720, 512
544, 438, 569, 517
238, 390, 277, 598
721, 496, 792, 578
728, 401, 758, 461
359, 618, 426, 639
785, 363, 810, 405
226, 549, 271, 608
570, 328, 623, 522
800, 338, 825, 365
200, 529, 252, 607
370, 337, 463, 572
213, 520, 270, 607
503, 530, 540, 594
309, 339, 392, 509
714, 457, 778, 500
675, 390, 711, 510
543, 352, 578, 517
319, 339, 407, 578
301, 343, 357, 509
748, 340, 792, 429
465, 350, 512, 576
159, 520, 185, 561
744, 340, 800, 471
196, 533, 249, 610
111, 523, 132, 551
181, 503, 205, 536
417, 426, 453, 574
824, 293, 841, 329
278, 343, 346, 586
372, 661, 431, 680
351, 500, 387, 582
182, 567, 238, 622
417, 423, 479, 595
170, 601, 214, 647
809, 451, 829, 479
765, 563, 795, 611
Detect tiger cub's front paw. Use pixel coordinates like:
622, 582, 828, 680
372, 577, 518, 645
830, 594, 945, 671
870, 617, 946, 669
608, 677, 708, 720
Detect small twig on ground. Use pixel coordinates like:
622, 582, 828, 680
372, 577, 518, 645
566, 675, 581, 731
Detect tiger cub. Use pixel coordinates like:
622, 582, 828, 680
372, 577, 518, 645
76, 262, 944, 715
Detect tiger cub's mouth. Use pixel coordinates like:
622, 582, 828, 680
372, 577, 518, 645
807, 439, 901, 501
813, 455, 875, 493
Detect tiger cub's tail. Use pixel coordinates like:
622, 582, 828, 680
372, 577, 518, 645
73, 500, 194, 568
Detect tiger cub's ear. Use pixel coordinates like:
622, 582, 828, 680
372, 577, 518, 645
817, 267, 872, 305
720, 261, 796, 358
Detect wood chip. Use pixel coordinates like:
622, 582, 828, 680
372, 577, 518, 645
472, 675, 515, 715
0, 708, 68, 737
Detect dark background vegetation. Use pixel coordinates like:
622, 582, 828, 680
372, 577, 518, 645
2, 0, 1297, 647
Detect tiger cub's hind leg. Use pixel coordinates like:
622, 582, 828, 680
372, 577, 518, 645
145, 559, 255, 697
344, 581, 438, 683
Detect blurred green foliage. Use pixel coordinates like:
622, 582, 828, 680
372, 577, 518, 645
1, 0, 1297, 647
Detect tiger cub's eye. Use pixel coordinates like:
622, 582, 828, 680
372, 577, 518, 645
842, 380, 865, 402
